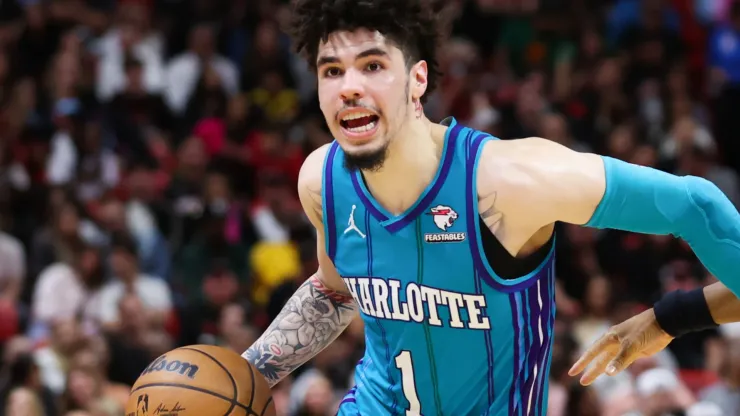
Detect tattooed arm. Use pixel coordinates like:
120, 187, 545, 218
243, 145, 358, 387
243, 275, 356, 387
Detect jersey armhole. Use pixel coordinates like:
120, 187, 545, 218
465, 134, 555, 293
322, 141, 341, 262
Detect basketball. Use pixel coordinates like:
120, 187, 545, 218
125, 345, 276, 416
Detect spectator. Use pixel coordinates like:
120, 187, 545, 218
28, 201, 83, 280
572, 275, 613, 352
708, 2, 740, 89
123, 165, 172, 280
106, 55, 173, 166
3, 387, 44, 416
70, 343, 130, 409
540, 112, 590, 152
166, 137, 209, 247
33, 318, 84, 396
105, 294, 170, 386
164, 23, 239, 116
61, 362, 124, 415
215, 303, 258, 353
710, 3, 740, 174
30, 243, 104, 337
0, 341, 57, 416
74, 118, 120, 203
175, 204, 250, 343
96, 233, 173, 332
250, 172, 304, 244
94, 3, 166, 103
700, 339, 740, 415
0, 223, 25, 305
634, 367, 696, 415
288, 369, 337, 416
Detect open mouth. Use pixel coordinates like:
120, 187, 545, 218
339, 113, 380, 134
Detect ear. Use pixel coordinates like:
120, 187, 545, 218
410, 60, 428, 101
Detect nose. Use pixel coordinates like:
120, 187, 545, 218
339, 69, 365, 101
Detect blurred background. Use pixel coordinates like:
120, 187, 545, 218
0, 0, 739, 415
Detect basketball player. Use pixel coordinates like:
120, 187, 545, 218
243, 0, 740, 414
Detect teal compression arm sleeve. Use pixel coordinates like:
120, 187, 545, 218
586, 156, 740, 296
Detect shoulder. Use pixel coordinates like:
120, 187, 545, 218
477, 138, 556, 194
37, 263, 73, 283
478, 137, 602, 188
298, 143, 333, 194
477, 137, 605, 225
480, 136, 569, 162
98, 281, 122, 299
298, 143, 334, 226
0, 232, 24, 255
474, 138, 554, 224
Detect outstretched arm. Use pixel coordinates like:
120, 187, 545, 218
484, 137, 740, 294
243, 146, 358, 387
489, 137, 740, 383
569, 281, 740, 385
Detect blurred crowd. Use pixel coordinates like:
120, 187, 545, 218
0, 0, 739, 415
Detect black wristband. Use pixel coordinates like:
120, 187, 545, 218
653, 288, 718, 338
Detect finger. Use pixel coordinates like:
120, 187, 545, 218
579, 351, 615, 386
606, 340, 637, 376
569, 333, 617, 376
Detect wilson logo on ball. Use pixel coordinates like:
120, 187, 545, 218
141, 355, 200, 379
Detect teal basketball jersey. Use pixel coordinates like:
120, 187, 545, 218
323, 118, 556, 416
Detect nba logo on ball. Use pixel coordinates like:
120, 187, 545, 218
136, 394, 148, 416
126, 345, 276, 416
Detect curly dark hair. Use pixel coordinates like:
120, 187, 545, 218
289, 0, 448, 102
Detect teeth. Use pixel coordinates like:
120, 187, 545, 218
342, 112, 374, 121
345, 121, 377, 133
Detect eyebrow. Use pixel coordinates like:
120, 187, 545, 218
316, 48, 390, 67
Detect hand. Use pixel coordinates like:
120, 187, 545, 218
568, 308, 674, 385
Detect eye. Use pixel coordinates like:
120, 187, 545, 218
323, 67, 342, 78
366, 62, 383, 72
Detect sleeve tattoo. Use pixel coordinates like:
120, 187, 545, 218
243, 275, 357, 387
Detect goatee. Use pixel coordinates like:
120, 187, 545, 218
343, 141, 389, 172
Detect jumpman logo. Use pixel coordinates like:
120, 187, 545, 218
344, 205, 366, 238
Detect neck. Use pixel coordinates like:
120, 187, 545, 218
121, 270, 138, 282
361, 116, 446, 215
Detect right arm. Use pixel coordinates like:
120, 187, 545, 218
242, 146, 358, 387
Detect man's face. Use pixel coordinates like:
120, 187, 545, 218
110, 249, 135, 278
316, 29, 426, 171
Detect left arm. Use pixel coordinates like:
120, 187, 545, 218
568, 281, 740, 385
496, 137, 740, 296
502, 138, 740, 383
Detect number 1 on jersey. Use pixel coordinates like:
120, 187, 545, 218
394, 350, 421, 416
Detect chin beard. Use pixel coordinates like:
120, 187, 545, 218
343, 141, 390, 172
